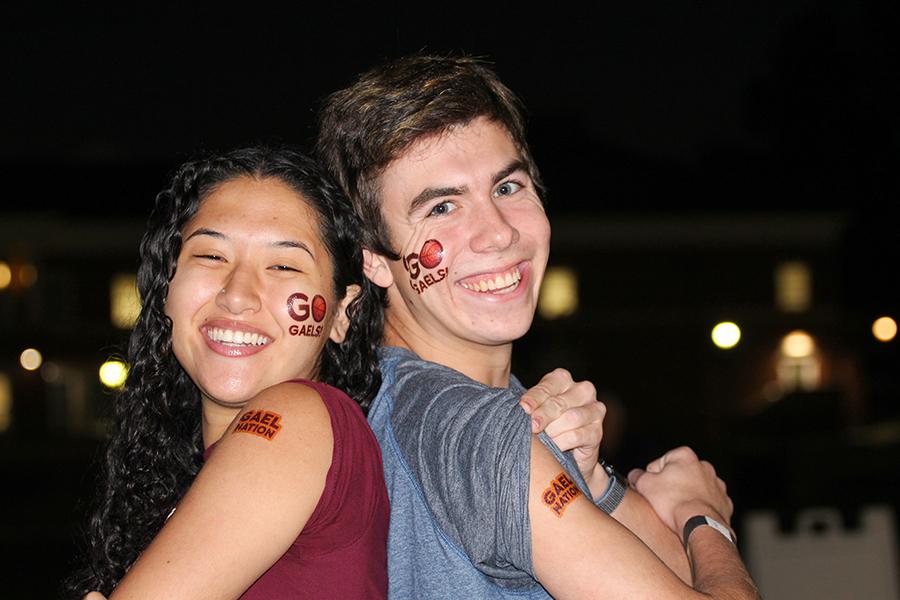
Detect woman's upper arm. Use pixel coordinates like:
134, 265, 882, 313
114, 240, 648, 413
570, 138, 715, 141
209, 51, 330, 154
110, 382, 333, 600
529, 439, 698, 600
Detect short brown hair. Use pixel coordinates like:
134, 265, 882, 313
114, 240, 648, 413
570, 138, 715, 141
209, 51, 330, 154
316, 54, 544, 259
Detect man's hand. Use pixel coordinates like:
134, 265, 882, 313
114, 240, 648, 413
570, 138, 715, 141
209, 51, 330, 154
83, 593, 107, 600
519, 369, 606, 490
628, 446, 734, 536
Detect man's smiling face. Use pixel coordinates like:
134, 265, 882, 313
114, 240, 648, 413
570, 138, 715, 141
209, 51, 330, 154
370, 116, 551, 353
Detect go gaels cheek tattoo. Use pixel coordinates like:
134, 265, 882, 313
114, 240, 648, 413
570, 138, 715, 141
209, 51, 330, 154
403, 239, 448, 295
541, 472, 581, 518
233, 409, 282, 441
286, 292, 326, 337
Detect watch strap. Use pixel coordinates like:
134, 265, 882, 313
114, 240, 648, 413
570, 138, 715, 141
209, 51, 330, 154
595, 460, 628, 514
682, 515, 736, 547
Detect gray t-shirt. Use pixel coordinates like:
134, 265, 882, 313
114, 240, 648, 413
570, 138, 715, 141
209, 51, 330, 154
369, 346, 592, 598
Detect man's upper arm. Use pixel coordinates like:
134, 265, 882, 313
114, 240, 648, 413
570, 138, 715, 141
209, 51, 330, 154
529, 439, 698, 600
391, 375, 537, 582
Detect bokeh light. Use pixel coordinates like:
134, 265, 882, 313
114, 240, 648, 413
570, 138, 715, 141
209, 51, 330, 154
18, 263, 38, 287
872, 316, 897, 342
40, 362, 62, 383
781, 330, 815, 358
20, 348, 43, 371
711, 322, 741, 349
539, 267, 578, 319
99, 360, 129, 389
0, 261, 11, 290
110, 273, 141, 329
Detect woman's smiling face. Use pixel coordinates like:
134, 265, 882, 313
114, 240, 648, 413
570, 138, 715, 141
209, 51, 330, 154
165, 176, 344, 409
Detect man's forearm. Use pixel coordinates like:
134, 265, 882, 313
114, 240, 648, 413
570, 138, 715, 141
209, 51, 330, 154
687, 526, 761, 600
611, 489, 692, 583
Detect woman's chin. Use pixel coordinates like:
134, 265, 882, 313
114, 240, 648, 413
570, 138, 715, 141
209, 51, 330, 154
197, 380, 266, 410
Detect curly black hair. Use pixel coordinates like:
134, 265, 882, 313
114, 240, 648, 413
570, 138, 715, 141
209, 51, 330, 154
65, 146, 384, 597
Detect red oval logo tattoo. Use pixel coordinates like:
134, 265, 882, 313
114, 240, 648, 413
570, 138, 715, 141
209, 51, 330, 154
419, 239, 444, 270
311, 295, 327, 322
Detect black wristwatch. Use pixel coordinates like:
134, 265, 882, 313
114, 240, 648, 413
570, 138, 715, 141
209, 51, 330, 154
682, 515, 736, 547
595, 460, 628, 514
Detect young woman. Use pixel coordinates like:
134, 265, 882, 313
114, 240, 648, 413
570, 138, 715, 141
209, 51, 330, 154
66, 146, 389, 599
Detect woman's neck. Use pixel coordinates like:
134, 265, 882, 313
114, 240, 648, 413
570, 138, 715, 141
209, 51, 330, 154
200, 398, 243, 448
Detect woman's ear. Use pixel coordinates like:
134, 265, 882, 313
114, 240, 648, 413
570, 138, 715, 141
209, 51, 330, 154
363, 248, 394, 289
328, 284, 361, 344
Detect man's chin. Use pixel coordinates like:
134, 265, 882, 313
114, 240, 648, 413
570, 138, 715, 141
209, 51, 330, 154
468, 322, 533, 347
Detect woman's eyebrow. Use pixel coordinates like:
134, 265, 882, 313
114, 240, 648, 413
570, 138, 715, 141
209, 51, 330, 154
184, 229, 314, 259
184, 227, 226, 242
271, 240, 315, 259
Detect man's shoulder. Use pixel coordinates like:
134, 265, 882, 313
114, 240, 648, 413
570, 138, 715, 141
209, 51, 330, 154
379, 346, 479, 386
377, 346, 523, 416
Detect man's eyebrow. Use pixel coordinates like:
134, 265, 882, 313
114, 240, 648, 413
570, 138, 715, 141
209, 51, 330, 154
408, 185, 468, 217
406, 160, 527, 217
492, 160, 527, 186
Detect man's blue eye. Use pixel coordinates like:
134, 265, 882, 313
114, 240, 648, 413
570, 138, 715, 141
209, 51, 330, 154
429, 201, 456, 217
495, 181, 523, 197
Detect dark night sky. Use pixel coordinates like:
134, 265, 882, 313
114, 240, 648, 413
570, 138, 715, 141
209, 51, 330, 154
1, 2, 898, 217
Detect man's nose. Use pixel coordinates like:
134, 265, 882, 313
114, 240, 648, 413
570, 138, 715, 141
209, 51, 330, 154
469, 199, 519, 253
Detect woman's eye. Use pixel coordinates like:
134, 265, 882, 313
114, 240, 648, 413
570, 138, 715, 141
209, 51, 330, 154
270, 265, 301, 273
194, 254, 224, 261
428, 201, 457, 217
494, 181, 523, 197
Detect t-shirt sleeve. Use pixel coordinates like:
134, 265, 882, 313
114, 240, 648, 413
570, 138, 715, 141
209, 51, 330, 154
389, 362, 590, 586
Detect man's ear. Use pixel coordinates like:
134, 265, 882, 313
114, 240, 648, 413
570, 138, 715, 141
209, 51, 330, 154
328, 284, 361, 344
363, 248, 394, 289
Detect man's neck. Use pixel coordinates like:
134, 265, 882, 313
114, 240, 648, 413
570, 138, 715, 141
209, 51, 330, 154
383, 319, 513, 388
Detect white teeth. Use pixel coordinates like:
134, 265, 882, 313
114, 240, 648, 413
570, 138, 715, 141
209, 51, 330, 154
207, 327, 270, 346
461, 267, 522, 293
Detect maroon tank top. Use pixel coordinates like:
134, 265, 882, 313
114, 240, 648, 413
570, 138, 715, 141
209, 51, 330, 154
205, 380, 388, 599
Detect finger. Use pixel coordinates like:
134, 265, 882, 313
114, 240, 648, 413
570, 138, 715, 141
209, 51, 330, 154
668, 446, 699, 463
545, 422, 603, 453
567, 380, 598, 407
628, 468, 645, 487
645, 453, 667, 473
519, 368, 573, 414
541, 402, 604, 438
519, 387, 551, 415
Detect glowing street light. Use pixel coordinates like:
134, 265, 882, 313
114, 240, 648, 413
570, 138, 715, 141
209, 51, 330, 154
538, 267, 579, 319
0, 261, 11, 290
99, 360, 129, 389
20, 348, 43, 371
711, 322, 741, 349
873, 316, 897, 343
781, 330, 815, 358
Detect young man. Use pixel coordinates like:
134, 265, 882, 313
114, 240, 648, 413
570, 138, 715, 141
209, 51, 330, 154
317, 55, 760, 599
